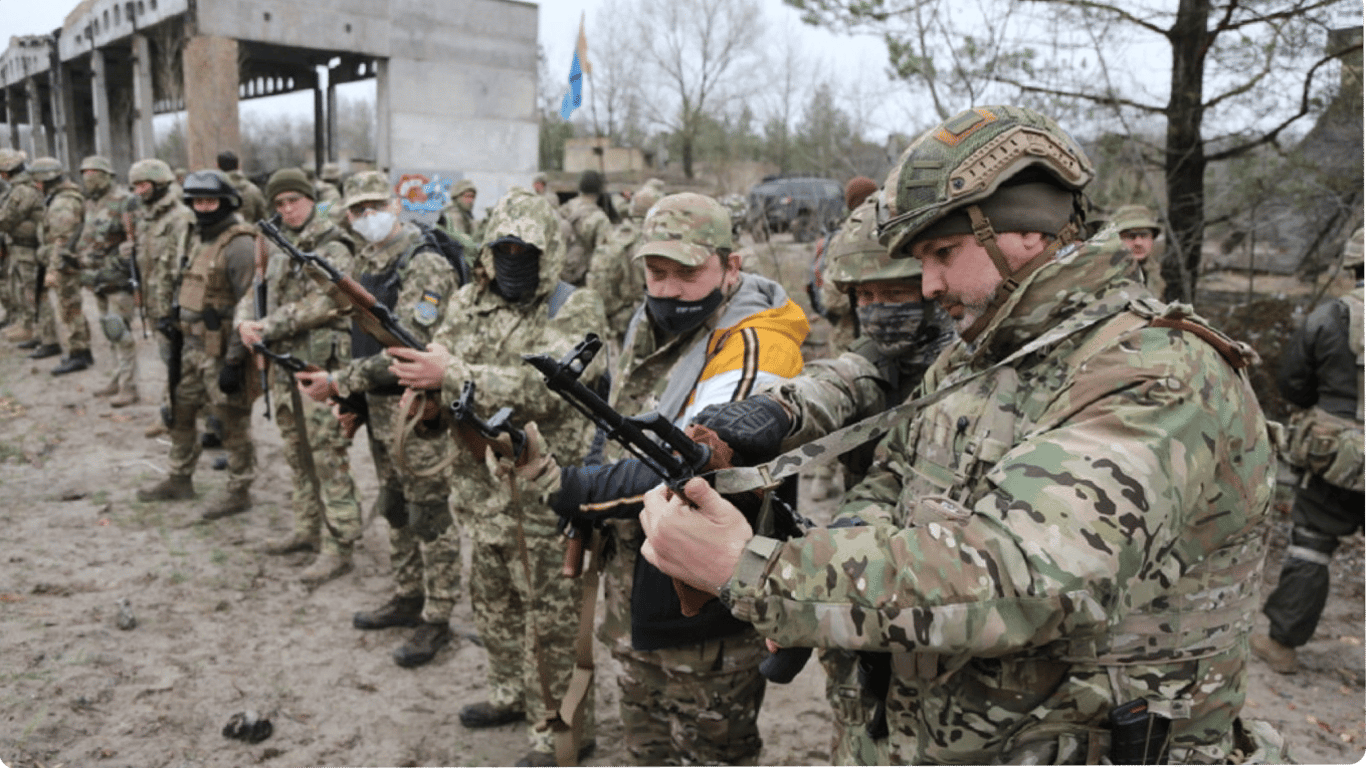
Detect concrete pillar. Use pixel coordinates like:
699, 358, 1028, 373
312, 80, 325, 176
6, 88, 18, 149
130, 33, 156, 161
50, 62, 79, 169
26, 79, 48, 158
182, 35, 240, 170
90, 49, 113, 158
375, 58, 391, 172
326, 75, 337, 163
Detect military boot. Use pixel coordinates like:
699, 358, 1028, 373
5, 326, 33, 343
144, 420, 168, 438
136, 475, 194, 502
51, 349, 93, 375
262, 531, 319, 555
299, 552, 353, 588
200, 488, 251, 520
1250, 633, 1298, 674
515, 741, 596, 767
15, 338, 41, 349
353, 593, 424, 630
27, 343, 62, 359
93, 380, 120, 397
459, 701, 527, 729
110, 386, 141, 408
393, 621, 453, 667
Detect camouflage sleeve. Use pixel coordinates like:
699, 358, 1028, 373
0, 185, 40, 232
45, 196, 84, 271
730, 336, 1262, 657
260, 240, 352, 341
150, 211, 193, 318
586, 224, 634, 323
761, 351, 889, 451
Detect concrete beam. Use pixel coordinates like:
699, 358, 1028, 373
89, 49, 113, 158
26, 79, 48, 158
130, 34, 155, 160
181, 35, 241, 171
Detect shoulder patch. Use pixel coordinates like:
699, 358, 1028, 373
414, 289, 442, 326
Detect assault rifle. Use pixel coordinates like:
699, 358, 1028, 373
251, 342, 370, 437
120, 209, 148, 337
256, 217, 425, 351
450, 380, 527, 463
157, 308, 184, 428
523, 333, 813, 682
252, 224, 272, 419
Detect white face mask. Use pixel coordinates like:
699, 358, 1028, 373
353, 210, 396, 243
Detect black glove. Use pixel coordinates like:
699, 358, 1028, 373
155, 315, 177, 338
691, 396, 791, 466
551, 460, 662, 531
217, 361, 245, 394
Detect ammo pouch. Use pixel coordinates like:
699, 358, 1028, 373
1284, 406, 1364, 492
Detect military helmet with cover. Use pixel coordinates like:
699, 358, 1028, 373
28, 156, 64, 182
1343, 226, 1364, 270
80, 155, 115, 175
824, 197, 922, 290
878, 105, 1094, 257
0, 148, 28, 173
630, 184, 662, 219
129, 158, 175, 185
635, 192, 733, 267
182, 169, 242, 209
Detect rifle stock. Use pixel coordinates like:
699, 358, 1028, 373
253, 227, 271, 420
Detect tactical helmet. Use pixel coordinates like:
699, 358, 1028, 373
878, 105, 1093, 257
80, 155, 115, 175
182, 169, 242, 209
630, 184, 662, 219
0, 148, 28, 173
635, 193, 733, 267
28, 156, 64, 182
1343, 226, 1364, 270
265, 167, 316, 203
1112, 204, 1160, 234
320, 162, 341, 183
129, 158, 175, 185
825, 198, 920, 289
453, 179, 476, 198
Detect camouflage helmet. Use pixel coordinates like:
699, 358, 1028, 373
0, 148, 28, 173
630, 184, 663, 219
28, 156, 64, 182
182, 169, 242, 209
1343, 226, 1364, 270
453, 179, 476, 198
1112, 204, 1160, 234
129, 158, 175, 185
635, 192, 733, 266
80, 155, 115, 175
825, 198, 921, 290
320, 161, 341, 183
342, 170, 393, 208
878, 105, 1093, 257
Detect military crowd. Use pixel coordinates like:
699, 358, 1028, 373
0, 101, 1360, 767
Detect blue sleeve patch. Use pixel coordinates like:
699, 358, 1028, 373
414, 290, 442, 326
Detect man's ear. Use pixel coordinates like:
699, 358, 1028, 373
723, 251, 743, 276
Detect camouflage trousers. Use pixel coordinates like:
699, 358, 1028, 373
9, 253, 58, 343
95, 290, 137, 391
365, 393, 459, 622
820, 649, 890, 766
271, 377, 362, 556
468, 506, 595, 755
51, 268, 91, 352
165, 342, 255, 490
613, 629, 768, 766
0, 251, 13, 324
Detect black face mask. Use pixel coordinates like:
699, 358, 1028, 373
193, 202, 236, 234
646, 288, 725, 337
490, 238, 541, 303
143, 183, 169, 205
856, 300, 953, 358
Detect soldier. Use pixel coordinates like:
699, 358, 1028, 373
641, 105, 1282, 764
129, 158, 195, 438
72, 156, 138, 398
438, 178, 480, 253
558, 170, 616, 286
136, 170, 257, 521
295, 170, 462, 667
216, 150, 268, 225
1112, 203, 1166, 297
1252, 227, 1366, 675
0, 148, 56, 352
315, 162, 343, 208
236, 168, 363, 586
387, 187, 608, 766
29, 158, 91, 374
585, 180, 661, 345
505, 192, 809, 765
0, 166, 12, 328
530, 171, 558, 209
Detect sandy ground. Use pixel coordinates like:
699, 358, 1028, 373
0, 279, 1363, 767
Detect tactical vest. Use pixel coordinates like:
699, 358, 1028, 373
42, 185, 85, 246
179, 222, 256, 357
7, 180, 43, 247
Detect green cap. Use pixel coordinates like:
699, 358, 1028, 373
343, 171, 392, 208
1112, 204, 1160, 233
266, 167, 316, 203
635, 192, 733, 266
80, 155, 115, 174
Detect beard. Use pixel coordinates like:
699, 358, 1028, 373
940, 287, 995, 335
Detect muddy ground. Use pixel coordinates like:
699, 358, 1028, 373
1, 255, 1363, 767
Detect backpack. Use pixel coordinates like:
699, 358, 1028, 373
411, 220, 471, 286
350, 223, 470, 364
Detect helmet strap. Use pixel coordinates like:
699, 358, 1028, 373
959, 204, 1078, 344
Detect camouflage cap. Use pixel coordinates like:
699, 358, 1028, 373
266, 167, 316, 203
129, 158, 175, 184
1343, 226, 1364, 270
635, 192, 733, 266
80, 155, 115, 174
0, 148, 28, 173
453, 179, 476, 197
1112, 204, 1160, 233
343, 170, 393, 208
320, 161, 341, 182
825, 198, 920, 289
28, 156, 64, 182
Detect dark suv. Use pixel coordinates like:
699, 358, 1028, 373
746, 176, 845, 243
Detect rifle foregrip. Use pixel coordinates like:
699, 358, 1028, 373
674, 578, 716, 617
336, 275, 378, 306
561, 529, 586, 578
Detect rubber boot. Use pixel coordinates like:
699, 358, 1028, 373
200, 488, 251, 520
136, 475, 194, 502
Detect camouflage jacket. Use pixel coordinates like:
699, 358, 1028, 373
0, 173, 44, 253
433, 188, 606, 542
77, 185, 132, 291
226, 171, 268, 226
138, 185, 195, 320
233, 208, 356, 373
585, 215, 646, 331
726, 234, 1275, 764
333, 222, 459, 397
558, 194, 611, 285
40, 180, 85, 273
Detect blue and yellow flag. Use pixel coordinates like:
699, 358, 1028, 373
560, 12, 591, 120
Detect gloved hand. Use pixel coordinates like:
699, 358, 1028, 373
217, 361, 245, 394
690, 395, 791, 466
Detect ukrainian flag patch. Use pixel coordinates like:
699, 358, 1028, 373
414, 290, 442, 326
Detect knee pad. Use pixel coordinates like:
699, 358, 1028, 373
375, 486, 407, 528
100, 312, 129, 343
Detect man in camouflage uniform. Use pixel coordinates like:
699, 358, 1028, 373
0, 149, 55, 350
137, 170, 257, 521
438, 178, 481, 254
0, 167, 15, 328
314, 162, 343, 208
508, 192, 809, 765
641, 106, 1281, 764
71, 156, 138, 399
296, 170, 462, 667
1113, 203, 1166, 298
558, 170, 615, 286
585, 180, 661, 346
531, 172, 559, 210
29, 158, 92, 373
1252, 227, 1366, 675
216, 150, 268, 225
388, 187, 607, 766
236, 168, 363, 587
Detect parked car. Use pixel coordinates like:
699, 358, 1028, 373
746, 176, 845, 243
